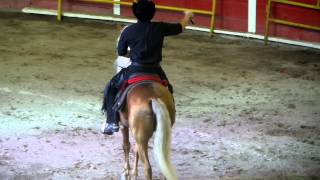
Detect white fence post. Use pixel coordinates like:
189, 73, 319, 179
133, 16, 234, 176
248, 0, 257, 33
113, 0, 120, 15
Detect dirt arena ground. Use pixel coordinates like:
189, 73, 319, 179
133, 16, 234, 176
0, 12, 319, 180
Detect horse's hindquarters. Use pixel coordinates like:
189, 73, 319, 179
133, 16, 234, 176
126, 82, 175, 125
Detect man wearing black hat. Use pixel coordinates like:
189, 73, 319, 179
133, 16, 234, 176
101, 0, 194, 135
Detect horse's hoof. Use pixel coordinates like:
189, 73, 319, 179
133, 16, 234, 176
130, 170, 138, 179
120, 172, 130, 180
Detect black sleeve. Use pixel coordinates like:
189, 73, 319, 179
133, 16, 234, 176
159, 22, 183, 36
117, 30, 128, 56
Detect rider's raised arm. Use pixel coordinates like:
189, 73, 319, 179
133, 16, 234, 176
160, 11, 194, 36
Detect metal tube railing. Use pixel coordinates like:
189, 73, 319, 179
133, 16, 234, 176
57, 0, 216, 36
57, 0, 63, 21
269, 18, 320, 31
264, 0, 272, 44
265, 0, 320, 44
210, 0, 217, 37
272, 0, 320, 9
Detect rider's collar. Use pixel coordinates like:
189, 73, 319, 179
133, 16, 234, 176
138, 20, 151, 24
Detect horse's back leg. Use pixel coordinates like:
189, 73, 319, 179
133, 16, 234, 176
121, 127, 130, 178
132, 144, 139, 179
136, 142, 152, 180
131, 112, 154, 180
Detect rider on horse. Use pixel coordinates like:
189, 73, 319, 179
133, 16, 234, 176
101, 0, 194, 135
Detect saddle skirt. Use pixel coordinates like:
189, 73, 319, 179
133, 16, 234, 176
112, 73, 168, 112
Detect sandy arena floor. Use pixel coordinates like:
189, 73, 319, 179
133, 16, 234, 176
0, 12, 319, 180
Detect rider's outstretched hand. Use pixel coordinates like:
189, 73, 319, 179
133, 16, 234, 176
181, 11, 194, 29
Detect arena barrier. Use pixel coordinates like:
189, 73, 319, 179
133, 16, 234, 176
20, 1, 320, 49
265, 0, 320, 44
57, 0, 217, 36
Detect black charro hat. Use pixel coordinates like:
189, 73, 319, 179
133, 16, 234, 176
132, 0, 156, 22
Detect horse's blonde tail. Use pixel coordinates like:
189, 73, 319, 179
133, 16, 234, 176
151, 98, 178, 180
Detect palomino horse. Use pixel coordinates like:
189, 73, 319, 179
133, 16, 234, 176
119, 80, 177, 180
114, 25, 178, 180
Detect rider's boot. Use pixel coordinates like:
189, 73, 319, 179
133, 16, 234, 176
101, 80, 120, 135
101, 111, 119, 135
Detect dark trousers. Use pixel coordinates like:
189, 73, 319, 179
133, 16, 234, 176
102, 65, 172, 124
